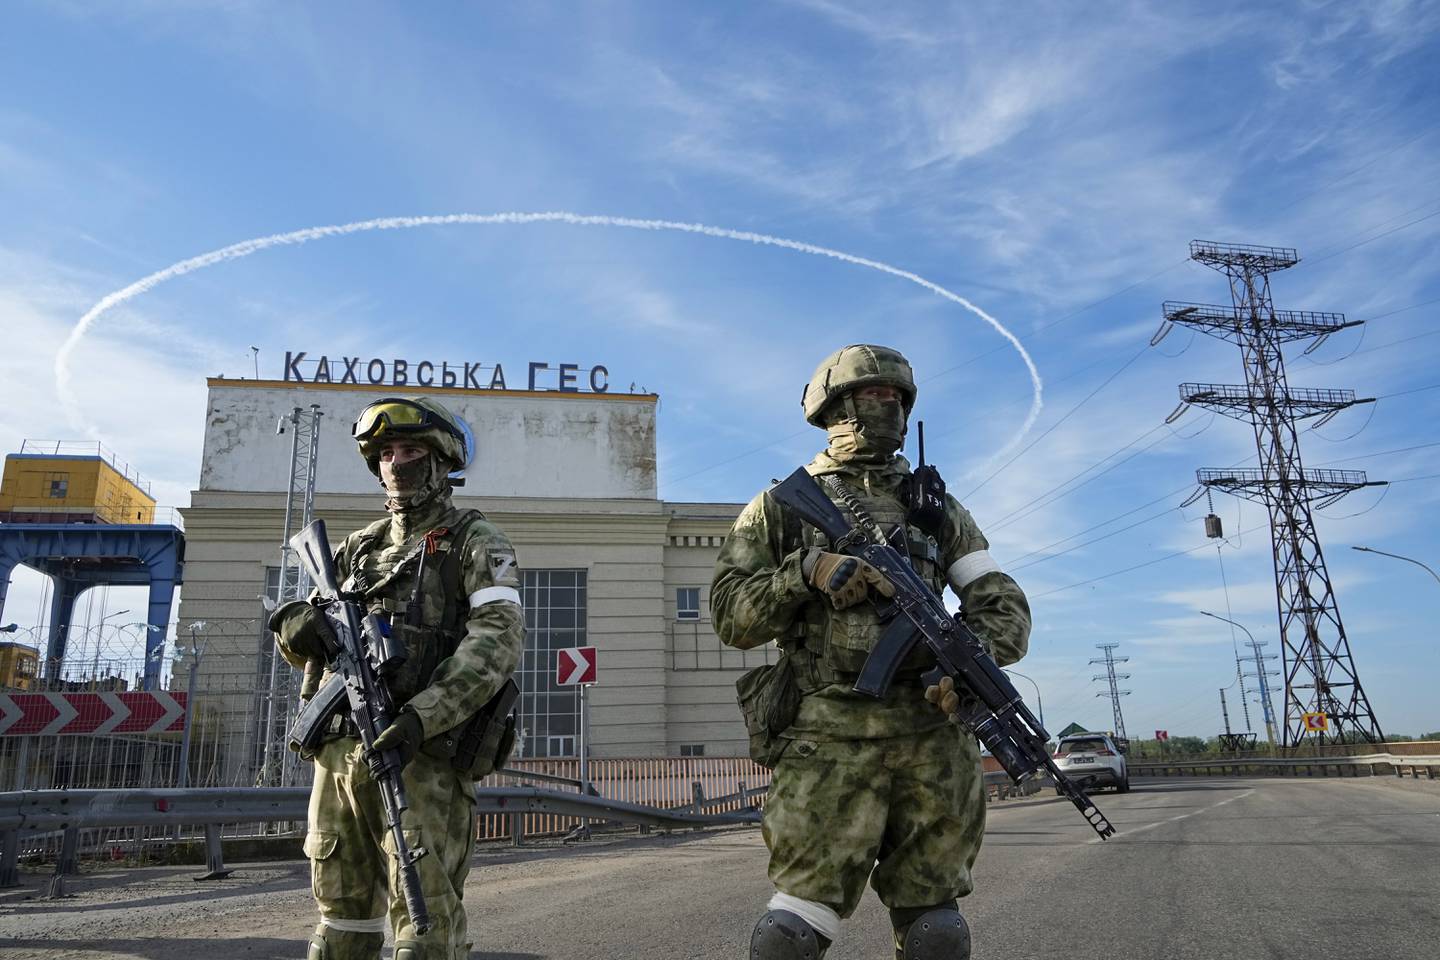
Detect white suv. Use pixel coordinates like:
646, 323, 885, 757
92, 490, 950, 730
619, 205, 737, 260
1053, 733, 1129, 793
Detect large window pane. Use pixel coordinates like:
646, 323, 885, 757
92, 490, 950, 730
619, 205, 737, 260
515, 568, 586, 759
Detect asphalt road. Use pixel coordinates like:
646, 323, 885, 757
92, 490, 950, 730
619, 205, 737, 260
2, 776, 1436, 959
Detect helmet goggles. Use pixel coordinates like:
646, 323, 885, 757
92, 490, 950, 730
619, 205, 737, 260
352, 398, 466, 445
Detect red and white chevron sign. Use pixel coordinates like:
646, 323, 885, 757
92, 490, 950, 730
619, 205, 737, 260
556, 646, 597, 686
0, 691, 187, 736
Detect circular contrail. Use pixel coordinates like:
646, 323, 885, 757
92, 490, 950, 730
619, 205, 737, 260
56, 212, 1043, 462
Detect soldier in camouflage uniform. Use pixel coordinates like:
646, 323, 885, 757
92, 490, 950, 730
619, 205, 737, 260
711, 345, 1031, 960
270, 396, 526, 960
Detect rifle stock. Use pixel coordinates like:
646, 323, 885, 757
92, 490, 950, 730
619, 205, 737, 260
769, 468, 853, 544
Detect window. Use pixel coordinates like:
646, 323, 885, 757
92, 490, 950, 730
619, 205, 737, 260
514, 569, 587, 759
48, 476, 69, 498
676, 587, 701, 621
679, 743, 705, 757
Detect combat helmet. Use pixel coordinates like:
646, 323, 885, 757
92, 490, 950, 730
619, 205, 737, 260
801, 344, 916, 426
352, 396, 470, 476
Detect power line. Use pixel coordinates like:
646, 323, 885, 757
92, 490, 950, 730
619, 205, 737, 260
1314, 440, 1440, 466
990, 424, 1172, 532
1005, 484, 1193, 567
1273, 129, 1434, 214
1388, 472, 1440, 484
960, 345, 1150, 499
1023, 468, 1439, 599
917, 259, 1192, 387
1374, 382, 1440, 400
1009, 504, 1181, 572
1305, 203, 1440, 268
1028, 521, 1271, 600
667, 428, 809, 484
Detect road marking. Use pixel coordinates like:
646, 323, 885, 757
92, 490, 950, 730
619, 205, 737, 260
1088, 788, 1255, 844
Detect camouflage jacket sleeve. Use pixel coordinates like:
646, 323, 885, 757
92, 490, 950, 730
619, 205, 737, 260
942, 497, 1031, 667
403, 522, 526, 738
710, 491, 813, 651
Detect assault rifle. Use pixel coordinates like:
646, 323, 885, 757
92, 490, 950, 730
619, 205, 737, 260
770, 467, 1115, 840
286, 519, 433, 934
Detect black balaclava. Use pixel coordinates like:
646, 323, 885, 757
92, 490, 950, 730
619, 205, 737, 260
825, 394, 907, 465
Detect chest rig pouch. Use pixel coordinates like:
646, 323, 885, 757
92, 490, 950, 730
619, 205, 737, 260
789, 473, 949, 680
348, 511, 517, 778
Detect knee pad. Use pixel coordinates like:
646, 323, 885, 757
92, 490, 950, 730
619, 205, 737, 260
306, 928, 384, 960
895, 907, 970, 960
752, 909, 831, 959
391, 939, 469, 960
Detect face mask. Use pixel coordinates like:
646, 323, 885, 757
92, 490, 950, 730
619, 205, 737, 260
381, 453, 449, 509
826, 397, 907, 462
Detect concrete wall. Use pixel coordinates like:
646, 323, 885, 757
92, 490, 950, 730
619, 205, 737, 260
199, 380, 657, 500
661, 503, 761, 757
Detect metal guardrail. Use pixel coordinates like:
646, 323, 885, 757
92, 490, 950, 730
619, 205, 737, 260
0, 778, 763, 890
1131, 754, 1440, 780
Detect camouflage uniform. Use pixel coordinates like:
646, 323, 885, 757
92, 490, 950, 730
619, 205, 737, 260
274, 398, 525, 960
712, 346, 1030, 956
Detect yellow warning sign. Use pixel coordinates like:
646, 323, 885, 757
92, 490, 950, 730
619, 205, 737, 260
1302, 711, 1329, 732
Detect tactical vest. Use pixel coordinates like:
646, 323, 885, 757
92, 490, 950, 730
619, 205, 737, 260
783, 473, 949, 685
343, 509, 487, 707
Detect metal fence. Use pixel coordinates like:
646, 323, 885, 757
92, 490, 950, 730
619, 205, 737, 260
2, 617, 303, 793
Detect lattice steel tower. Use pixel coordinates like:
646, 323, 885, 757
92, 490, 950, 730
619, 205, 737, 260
1090, 643, 1130, 741
1162, 241, 1385, 746
254, 403, 323, 785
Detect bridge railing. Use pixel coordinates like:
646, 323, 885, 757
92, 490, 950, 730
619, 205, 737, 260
1130, 753, 1440, 780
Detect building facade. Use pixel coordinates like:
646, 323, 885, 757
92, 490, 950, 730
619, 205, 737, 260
177, 378, 764, 776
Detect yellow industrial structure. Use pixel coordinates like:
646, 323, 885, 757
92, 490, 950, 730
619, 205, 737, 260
0, 445, 155, 525
0, 641, 40, 690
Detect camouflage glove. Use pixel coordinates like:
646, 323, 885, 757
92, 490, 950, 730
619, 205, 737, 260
369, 710, 424, 770
802, 548, 896, 610
266, 600, 336, 667
925, 675, 962, 717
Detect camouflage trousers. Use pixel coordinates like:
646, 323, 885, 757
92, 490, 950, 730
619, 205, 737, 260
304, 737, 476, 960
762, 723, 985, 918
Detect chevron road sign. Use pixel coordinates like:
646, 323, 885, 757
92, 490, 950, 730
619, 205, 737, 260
0, 691, 187, 736
556, 646, 597, 686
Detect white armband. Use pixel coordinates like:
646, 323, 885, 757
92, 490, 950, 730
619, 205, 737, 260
947, 550, 1002, 592
468, 586, 522, 610
322, 915, 387, 933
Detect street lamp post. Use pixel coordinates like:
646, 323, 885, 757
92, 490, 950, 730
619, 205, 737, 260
1352, 546, 1440, 588
1200, 610, 1279, 747
89, 609, 132, 681
1002, 668, 1044, 732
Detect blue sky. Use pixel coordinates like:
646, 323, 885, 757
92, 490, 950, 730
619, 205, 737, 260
2, 1, 1437, 737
